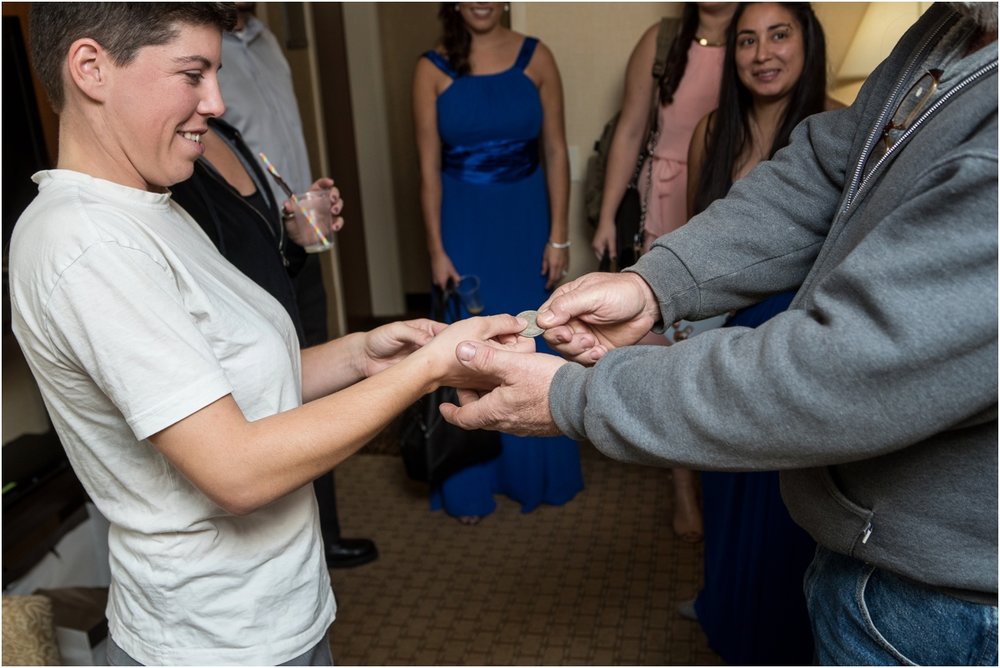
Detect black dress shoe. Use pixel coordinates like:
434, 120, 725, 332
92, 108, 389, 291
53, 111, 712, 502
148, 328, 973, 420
324, 537, 378, 568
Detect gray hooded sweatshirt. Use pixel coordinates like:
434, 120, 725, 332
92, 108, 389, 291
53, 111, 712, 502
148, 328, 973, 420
551, 4, 997, 601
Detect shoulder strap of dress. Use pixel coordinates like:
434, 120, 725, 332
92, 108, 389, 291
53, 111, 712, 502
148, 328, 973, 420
515, 37, 539, 71
423, 50, 457, 78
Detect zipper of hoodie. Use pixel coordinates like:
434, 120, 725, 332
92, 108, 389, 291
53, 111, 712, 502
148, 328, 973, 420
860, 520, 873, 545
857, 59, 998, 201
844, 11, 956, 213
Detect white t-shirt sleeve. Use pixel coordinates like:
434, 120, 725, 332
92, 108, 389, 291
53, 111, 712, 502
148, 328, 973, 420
42, 239, 232, 440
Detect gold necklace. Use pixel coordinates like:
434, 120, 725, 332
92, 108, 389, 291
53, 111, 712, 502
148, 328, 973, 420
695, 35, 725, 47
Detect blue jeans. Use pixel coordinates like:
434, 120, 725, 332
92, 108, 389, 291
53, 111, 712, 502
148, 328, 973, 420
805, 546, 998, 665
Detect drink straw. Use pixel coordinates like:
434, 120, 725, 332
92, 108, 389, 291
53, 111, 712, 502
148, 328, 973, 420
258, 152, 329, 247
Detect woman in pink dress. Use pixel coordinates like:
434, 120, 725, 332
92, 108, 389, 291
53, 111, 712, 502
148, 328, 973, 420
591, 2, 737, 543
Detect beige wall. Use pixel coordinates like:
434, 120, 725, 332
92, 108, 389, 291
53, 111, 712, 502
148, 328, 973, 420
377, 2, 875, 295
378, 3, 444, 301
511, 3, 679, 281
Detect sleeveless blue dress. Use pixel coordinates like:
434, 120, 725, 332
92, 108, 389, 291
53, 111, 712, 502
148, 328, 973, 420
423, 39, 584, 519
695, 292, 816, 665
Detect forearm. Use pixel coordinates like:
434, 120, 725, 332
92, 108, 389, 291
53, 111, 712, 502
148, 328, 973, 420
413, 63, 446, 259
556, 275, 996, 473
152, 314, 525, 515
598, 124, 646, 224
544, 144, 570, 243
631, 106, 855, 323
420, 174, 445, 256
555, 150, 998, 471
300, 332, 368, 401
153, 352, 437, 515
599, 23, 658, 227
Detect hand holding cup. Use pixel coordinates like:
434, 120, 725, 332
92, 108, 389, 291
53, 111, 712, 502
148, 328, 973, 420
282, 178, 345, 253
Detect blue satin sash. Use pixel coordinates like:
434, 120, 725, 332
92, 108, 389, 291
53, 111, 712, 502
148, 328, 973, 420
442, 137, 539, 184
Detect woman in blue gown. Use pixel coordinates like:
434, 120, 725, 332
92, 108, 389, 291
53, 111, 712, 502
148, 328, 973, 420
413, 2, 583, 523
684, 4, 842, 663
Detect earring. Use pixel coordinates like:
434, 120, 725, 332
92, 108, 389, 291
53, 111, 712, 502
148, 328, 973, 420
454, 4, 459, 11
504, 3, 510, 11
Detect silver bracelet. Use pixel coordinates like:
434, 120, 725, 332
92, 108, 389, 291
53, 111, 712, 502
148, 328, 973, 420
548, 240, 571, 249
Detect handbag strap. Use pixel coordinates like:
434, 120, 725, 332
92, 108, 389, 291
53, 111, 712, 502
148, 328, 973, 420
634, 16, 681, 256
433, 283, 464, 323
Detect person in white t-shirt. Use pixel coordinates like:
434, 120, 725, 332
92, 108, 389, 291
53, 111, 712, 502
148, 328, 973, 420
11, 5, 527, 665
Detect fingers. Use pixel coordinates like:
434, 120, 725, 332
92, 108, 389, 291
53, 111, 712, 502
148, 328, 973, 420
311, 177, 335, 191
539, 273, 623, 328
401, 323, 435, 347
442, 342, 564, 435
474, 313, 526, 340
506, 335, 536, 354
591, 237, 608, 261
455, 338, 503, 376
543, 330, 605, 365
432, 271, 452, 292
422, 319, 449, 336
431, 315, 529, 353
541, 323, 593, 349
439, 396, 489, 431
591, 230, 616, 262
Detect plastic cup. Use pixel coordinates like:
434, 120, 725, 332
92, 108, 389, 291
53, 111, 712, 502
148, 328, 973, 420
289, 189, 335, 253
455, 275, 483, 315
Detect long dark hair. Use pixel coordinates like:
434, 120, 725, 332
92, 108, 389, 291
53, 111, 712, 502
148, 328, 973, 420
657, 4, 701, 105
693, 3, 827, 215
438, 3, 473, 76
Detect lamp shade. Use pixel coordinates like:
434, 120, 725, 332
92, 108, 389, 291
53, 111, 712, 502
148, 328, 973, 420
837, 3, 931, 83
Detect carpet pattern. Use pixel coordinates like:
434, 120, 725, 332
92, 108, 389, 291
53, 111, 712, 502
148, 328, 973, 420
326, 432, 722, 665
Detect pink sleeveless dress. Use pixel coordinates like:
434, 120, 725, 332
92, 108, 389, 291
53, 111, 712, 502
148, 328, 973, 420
641, 42, 725, 249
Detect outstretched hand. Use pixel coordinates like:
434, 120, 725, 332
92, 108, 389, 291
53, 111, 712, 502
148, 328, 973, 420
439, 341, 567, 436
534, 272, 661, 364
362, 318, 444, 377
415, 314, 534, 391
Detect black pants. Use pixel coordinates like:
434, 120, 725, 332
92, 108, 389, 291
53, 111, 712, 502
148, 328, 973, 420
313, 473, 340, 540
295, 255, 342, 543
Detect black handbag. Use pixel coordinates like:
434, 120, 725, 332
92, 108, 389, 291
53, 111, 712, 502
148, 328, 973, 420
598, 163, 646, 273
598, 17, 679, 273
607, 185, 644, 271
398, 286, 502, 486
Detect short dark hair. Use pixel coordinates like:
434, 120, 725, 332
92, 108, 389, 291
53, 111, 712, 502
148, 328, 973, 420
29, 3, 237, 112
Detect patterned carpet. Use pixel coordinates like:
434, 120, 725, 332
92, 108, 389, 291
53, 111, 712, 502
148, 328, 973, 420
326, 423, 722, 666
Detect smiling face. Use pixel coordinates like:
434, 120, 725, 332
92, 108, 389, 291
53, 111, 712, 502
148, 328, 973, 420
101, 22, 225, 191
734, 3, 805, 102
457, 2, 504, 34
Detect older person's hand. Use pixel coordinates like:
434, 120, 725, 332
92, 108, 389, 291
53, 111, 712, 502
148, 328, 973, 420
535, 271, 661, 364
413, 314, 533, 393
439, 341, 567, 436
